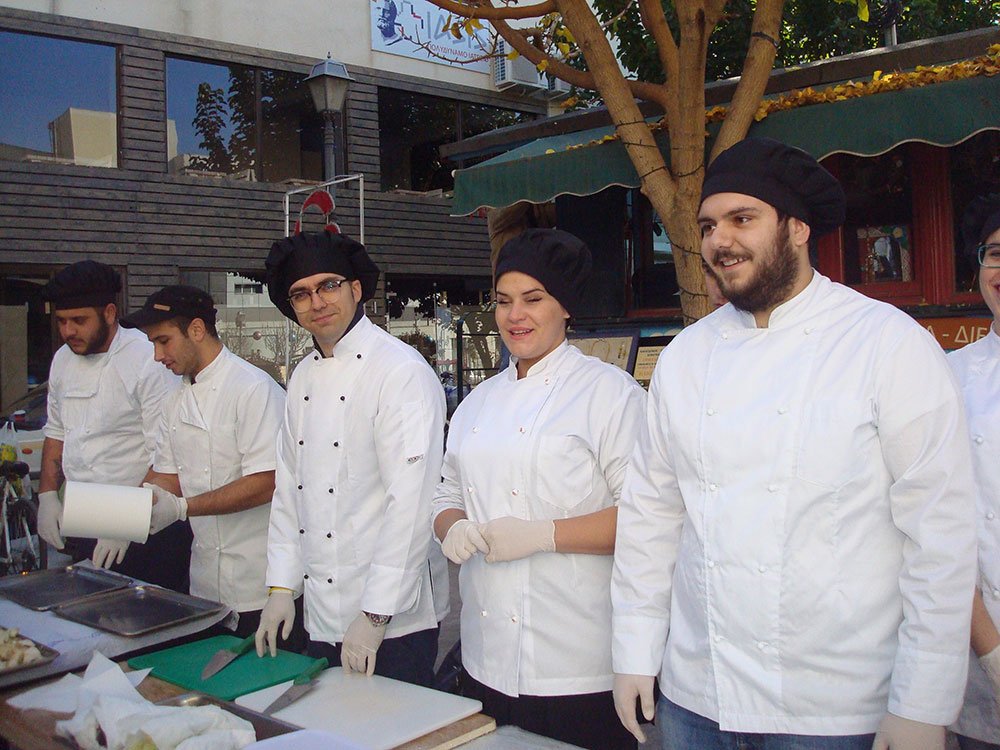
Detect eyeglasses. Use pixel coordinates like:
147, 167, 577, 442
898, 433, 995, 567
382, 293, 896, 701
978, 243, 1000, 269
287, 278, 348, 312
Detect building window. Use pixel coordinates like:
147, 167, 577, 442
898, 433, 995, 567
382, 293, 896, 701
949, 131, 1000, 294
0, 30, 118, 168
378, 88, 532, 192
627, 191, 679, 312
166, 57, 324, 182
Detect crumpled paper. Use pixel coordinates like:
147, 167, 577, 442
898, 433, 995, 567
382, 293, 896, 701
7, 651, 149, 713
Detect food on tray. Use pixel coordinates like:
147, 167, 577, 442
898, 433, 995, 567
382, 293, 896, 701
0, 626, 44, 670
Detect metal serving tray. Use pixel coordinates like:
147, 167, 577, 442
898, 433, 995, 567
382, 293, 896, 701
0, 565, 131, 611
0, 626, 59, 677
157, 692, 299, 740
53, 585, 225, 637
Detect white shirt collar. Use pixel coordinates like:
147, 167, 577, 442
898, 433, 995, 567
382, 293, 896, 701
731, 269, 822, 330
507, 339, 572, 381
188, 345, 228, 385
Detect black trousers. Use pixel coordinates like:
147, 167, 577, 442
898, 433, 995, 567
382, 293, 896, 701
460, 670, 638, 750
306, 625, 439, 687
66, 520, 193, 593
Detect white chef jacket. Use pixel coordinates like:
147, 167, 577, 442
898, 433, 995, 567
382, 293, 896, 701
612, 271, 977, 734
45, 326, 179, 485
434, 341, 646, 697
949, 326, 1000, 744
266, 316, 447, 643
153, 346, 284, 613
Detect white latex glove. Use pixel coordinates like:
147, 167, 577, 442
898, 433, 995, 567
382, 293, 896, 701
145, 483, 188, 535
440, 518, 489, 564
255, 589, 296, 657
341, 612, 388, 676
481, 516, 555, 563
613, 673, 656, 744
37, 490, 64, 550
980, 644, 1000, 714
871, 713, 944, 750
92, 539, 129, 569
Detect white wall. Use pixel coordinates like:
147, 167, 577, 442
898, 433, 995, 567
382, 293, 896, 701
4, 0, 494, 88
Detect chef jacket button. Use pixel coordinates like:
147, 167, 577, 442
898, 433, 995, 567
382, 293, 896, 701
334, 441, 340, 447
303, 574, 309, 580
304, 396, 309, 401
340, 395, 346, 401
511, 615, 518, 623
85, 429, 90, 434
178, 465, 183, 471
975, 436, 984, 444
299, 529, 304, 534
327, 532, 333, 538
777, 407, 788, 415
328, 488, 334, 494
722, 332, 729, 340
481, 610, 488, 617
297, 484, 303, 490
988, 512, 996, 521
758, 565, 767, 573
768, 484, 778, 493
544, 377, 550, 384
472, 427, 479, 433
519, 427, 525, 434
172, 426, 177, 431
511, 489, 519, 496
994, 589, 1000, 598
298, 440, 304, 445
707, 408, 716, 416
758, 641, 767, 650
707, 560, 715, 568
709, 483, 718, 492
327, 578, 333, 583
804, 327, 813, 335
314, 355, 319, 361
357, 353, 362, 359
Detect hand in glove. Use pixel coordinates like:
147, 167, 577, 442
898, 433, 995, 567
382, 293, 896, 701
440, 518, 489, 564
145, 483, 188, 535
255, 589, 296, 657
980, 644, 1000, 714
481, 516, 555, 563
92, 538, 129, 569
37, 490, 64, 550
613, 673, 656, 744
871, 713, 944, 750
341, 612, 388, 676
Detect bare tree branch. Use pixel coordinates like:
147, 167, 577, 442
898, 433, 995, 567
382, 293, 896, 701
426, 0, 557, 20
711, 0, 785, 160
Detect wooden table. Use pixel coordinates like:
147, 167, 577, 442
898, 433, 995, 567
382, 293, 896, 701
0, 672, 496, 750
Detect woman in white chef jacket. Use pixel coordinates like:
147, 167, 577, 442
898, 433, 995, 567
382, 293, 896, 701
433, 229, 646, 750
951, 194, 1000, 750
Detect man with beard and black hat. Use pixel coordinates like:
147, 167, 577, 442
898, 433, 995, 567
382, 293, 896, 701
255, 230, 447, 686
611, 138, 977, 750
36, 260, 190, 591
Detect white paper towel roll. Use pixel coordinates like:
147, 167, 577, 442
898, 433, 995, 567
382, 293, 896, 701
61, 481, 151, 543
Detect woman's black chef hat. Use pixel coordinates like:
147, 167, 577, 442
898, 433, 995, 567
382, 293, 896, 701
42, 260, 122, 310
701, 137, 846, 238
960, 194, 1000, 261
494, 228, 592, 318
265, 230, 380, 320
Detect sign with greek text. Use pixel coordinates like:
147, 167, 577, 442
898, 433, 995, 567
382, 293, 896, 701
371, 0, 493, 73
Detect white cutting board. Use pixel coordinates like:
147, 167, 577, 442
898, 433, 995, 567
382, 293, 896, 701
236, 667, 483, 750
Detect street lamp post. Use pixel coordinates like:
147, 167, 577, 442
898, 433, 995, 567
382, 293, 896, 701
304, 54, 353, 197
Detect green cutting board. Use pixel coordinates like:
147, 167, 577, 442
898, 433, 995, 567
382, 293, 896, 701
128, 635, 320, 700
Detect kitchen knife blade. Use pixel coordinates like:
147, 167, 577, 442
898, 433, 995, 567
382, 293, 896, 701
200, 634, 256, 680
261, 657, 329, 715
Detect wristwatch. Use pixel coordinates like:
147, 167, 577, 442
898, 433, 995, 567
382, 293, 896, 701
364, 611, 392, 627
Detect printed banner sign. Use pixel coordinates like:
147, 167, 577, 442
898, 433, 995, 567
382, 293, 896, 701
371, 0, 493, 73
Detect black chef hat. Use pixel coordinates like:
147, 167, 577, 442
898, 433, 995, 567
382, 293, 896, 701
701, 137, 846, 238
494, 228, 592, 318
120, 285, 217, 330
265, 231, 380, 320
43, 260, 122, 310
960, 194, 1000, 261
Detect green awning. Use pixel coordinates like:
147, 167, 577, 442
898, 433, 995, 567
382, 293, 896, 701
451, 73, 1000, 215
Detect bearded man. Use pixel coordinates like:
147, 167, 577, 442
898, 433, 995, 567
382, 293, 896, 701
611, 138, 977, 750
36, 260, 189, 591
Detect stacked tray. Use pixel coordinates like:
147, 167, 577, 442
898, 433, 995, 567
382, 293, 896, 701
0, 565, 226, 636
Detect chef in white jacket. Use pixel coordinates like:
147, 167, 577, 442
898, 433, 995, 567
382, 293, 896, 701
35, 260, 189, 591
433, 229, 646, 750
118, 284, 302, 645
950, 195, 1000, 750
611, 137, 977, 750
255, 230, 447, 686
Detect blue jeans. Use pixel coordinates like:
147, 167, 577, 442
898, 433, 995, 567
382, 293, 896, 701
659, 698, 876, 750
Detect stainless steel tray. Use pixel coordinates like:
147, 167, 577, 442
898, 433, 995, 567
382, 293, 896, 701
53, 585, 225, 636
0, 626, 59, 677
156, 692, 299, 740
0, 565, 131, 610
